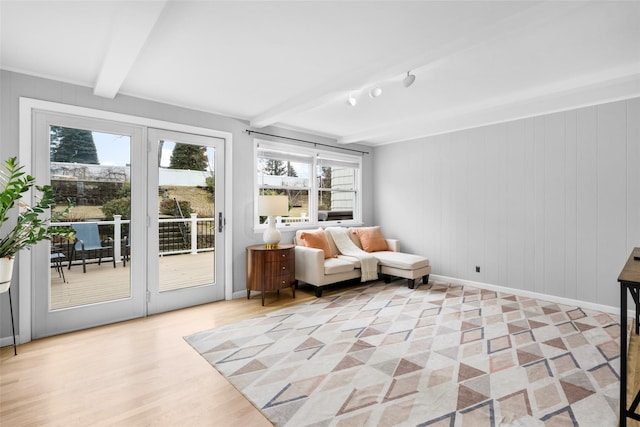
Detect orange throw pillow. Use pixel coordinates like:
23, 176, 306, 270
351, 226, 388, 252
300, 228, 332, 259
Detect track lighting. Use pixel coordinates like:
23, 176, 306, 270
347, 73, 413, 107
403, 71, 416, 88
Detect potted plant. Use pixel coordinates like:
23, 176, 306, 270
0, 157, 74, 292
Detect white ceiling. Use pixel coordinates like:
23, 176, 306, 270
1, 1, 639, 146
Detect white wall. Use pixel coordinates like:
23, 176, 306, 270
373, 98, 640, 308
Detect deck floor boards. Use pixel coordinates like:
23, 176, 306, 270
51, 252, 215, 309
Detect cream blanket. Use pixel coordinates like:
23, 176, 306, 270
326, 227, 378, 282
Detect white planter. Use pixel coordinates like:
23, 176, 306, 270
0, 256, 15, 293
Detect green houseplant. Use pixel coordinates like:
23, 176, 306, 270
0, 157, 73, 291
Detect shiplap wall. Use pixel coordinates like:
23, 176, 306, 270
373, 98, 640, 308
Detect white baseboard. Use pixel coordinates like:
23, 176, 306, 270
0, 334, 19, 349
232, 290, 247, 300
430, 274, 635, 320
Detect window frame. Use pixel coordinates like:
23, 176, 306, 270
253, 139, 363, 231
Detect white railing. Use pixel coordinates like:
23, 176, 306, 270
279, 213, 310, 225
52, 214, 215, 263
159, 214, 215, 256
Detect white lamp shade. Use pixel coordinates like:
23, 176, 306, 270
258, 195, 289, 217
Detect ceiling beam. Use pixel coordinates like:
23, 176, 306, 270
93, 1, 167, 99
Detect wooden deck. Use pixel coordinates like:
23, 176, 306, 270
51, 251, 215, 310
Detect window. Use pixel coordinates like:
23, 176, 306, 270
255, 140, 361, 228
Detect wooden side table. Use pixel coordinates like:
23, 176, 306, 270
246, 244, 296, 306
618, 247, 640, 426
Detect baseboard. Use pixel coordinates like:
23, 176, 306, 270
430, 274, 635, 320
0, 334, 19, 349
232, 289, 247, 300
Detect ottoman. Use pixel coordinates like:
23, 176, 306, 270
373, 251, 431, 289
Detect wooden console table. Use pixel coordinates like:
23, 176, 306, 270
246, 244, 295, 306
618, 247, 640, 426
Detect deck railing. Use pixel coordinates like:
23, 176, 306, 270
51, 214, 215, 264
279, 214, 311, 225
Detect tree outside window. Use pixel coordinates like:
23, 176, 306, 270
169, 143, 208, 171
50, 126, 99, 164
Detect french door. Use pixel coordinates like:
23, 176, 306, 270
32, 112, 145, 337
146, 128, 224, 314
31, 112, 224, 338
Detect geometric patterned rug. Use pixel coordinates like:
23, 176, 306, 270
185, 280, 622, 426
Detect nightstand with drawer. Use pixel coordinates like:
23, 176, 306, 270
246, 244, 296, 306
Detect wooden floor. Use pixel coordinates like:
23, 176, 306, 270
2, 281, 639, 426
1, 283, 329, 426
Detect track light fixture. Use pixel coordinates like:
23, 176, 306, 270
403, 71, 416, 88
347, 73, 415, 107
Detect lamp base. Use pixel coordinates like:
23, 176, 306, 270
262, 215, 282, 249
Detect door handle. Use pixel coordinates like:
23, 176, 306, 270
218, 212, 224, 232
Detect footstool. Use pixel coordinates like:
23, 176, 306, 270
373, 251, 431, 289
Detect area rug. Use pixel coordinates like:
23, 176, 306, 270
185, 281, 622, 426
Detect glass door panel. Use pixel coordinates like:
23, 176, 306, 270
147, 129, 224, 314
157, 140, 215, 291
49, 127, 132, 309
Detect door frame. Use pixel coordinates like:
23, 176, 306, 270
17, 97, 233, 344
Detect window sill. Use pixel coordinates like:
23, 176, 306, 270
253, 220, 364, 234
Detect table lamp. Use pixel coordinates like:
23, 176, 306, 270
258, 195, 288, 249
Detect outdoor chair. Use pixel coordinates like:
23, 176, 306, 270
122, 234, 130, 267
68, 222, 116, 273
50, 247, 66, 282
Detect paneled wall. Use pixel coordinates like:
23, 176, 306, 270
373, 98, 640, 308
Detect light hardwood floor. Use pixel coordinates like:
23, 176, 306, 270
0, 284, 327, 426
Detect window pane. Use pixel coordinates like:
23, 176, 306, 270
318, 190, 355, 221
258, 189, 310, 225
258, 157, 310, 188
49, 126, 132, 309
317, 165, 356, 190
257, 153, 311, 225
157, 140, 216, 292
